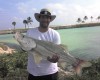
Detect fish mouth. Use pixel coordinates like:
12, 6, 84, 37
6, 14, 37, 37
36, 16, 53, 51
14, 32, 25, 41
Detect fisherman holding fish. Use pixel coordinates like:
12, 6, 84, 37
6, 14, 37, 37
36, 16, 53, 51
26, 8, 61, 80
14, 8, 92, 79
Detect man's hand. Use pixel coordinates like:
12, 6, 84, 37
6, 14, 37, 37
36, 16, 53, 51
47, 53, 60, 63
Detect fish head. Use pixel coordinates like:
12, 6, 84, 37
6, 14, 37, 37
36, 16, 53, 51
14, 32, 36, 51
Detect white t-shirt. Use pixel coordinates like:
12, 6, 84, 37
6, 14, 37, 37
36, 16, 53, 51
26, 27, 61, 76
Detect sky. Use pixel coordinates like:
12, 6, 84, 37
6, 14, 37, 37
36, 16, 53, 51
0, 0, 100, 30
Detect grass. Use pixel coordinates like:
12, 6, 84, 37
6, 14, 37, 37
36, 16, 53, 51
0, 51, 28, 80
0, 51, 100, 80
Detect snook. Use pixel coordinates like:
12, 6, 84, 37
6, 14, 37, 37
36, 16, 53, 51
14, 32, 92, 76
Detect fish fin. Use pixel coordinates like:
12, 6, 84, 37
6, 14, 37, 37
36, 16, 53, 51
59, 44, 68, 53
21, 46, 26, 50
59, 44, 67, 49
58, 61, 67, 69
20, 46, 31, 51
32, 52, 43, 64
73, 59, 92, 76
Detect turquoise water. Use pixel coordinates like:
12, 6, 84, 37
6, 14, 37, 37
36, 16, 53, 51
0, 26, 100, 60
58, 27, 100, 60
0, 34, 18, 43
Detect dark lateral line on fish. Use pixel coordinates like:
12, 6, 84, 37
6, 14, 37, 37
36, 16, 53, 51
33, 43, 77, 64
37, 43, 57, 54
29, 38, 77, 64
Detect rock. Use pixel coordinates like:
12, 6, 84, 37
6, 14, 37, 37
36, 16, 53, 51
0, 42, 22, 54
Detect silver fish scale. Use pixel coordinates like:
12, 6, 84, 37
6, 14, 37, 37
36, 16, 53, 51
33, 38, 77, 64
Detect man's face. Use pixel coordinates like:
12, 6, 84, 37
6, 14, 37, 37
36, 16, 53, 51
39, 15, 51, 28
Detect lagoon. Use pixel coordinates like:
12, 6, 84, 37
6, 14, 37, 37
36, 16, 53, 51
0, 26, 100, 60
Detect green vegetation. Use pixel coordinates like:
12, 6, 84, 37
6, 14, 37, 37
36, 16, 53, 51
76, 16, 100, 23
23, 16, 33, 29
0, 52, 100, 80
11, 16, 33, 30
12, 22, 16, 30
0, 52, 28, 80
61, 58, 100, 80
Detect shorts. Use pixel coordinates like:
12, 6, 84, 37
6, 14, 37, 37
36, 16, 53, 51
28, 72, 58, 80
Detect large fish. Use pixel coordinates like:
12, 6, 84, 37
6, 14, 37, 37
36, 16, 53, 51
14, 32, 92, 76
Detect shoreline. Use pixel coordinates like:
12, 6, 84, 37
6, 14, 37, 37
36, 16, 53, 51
0, 29, 28, 35
0, 22, 100, 35
51, 22, 100, 30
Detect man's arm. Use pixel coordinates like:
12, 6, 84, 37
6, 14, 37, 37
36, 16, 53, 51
47, 30, 61, 63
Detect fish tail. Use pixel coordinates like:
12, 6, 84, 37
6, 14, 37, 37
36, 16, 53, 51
73, 59, 92, 76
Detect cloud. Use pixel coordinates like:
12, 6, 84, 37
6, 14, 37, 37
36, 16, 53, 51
1, 0, 100, 30
45, 2, 100, 25
17, 2, 29, 14
12, 16, 23, 23
16, 2, 37, 14
0, 8, 8, 15
45, 3, 83, 25
87, 3, 100, 16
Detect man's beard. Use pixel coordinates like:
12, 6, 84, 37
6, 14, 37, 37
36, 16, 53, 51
40, 23, 49, 28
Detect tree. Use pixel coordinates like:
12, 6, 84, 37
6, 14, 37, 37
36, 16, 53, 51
97, 16, 100, 22
12, 21, 16, 30
90, 16, 93, 22
82, 21, 85, 23
83, 16, 88, 22
27, 17, 33, 24
27, 17, 33, 28
23, 20, 28, 29
77, 18, 82, 23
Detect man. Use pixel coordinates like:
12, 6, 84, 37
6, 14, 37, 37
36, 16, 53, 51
26, 8, 61, 80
